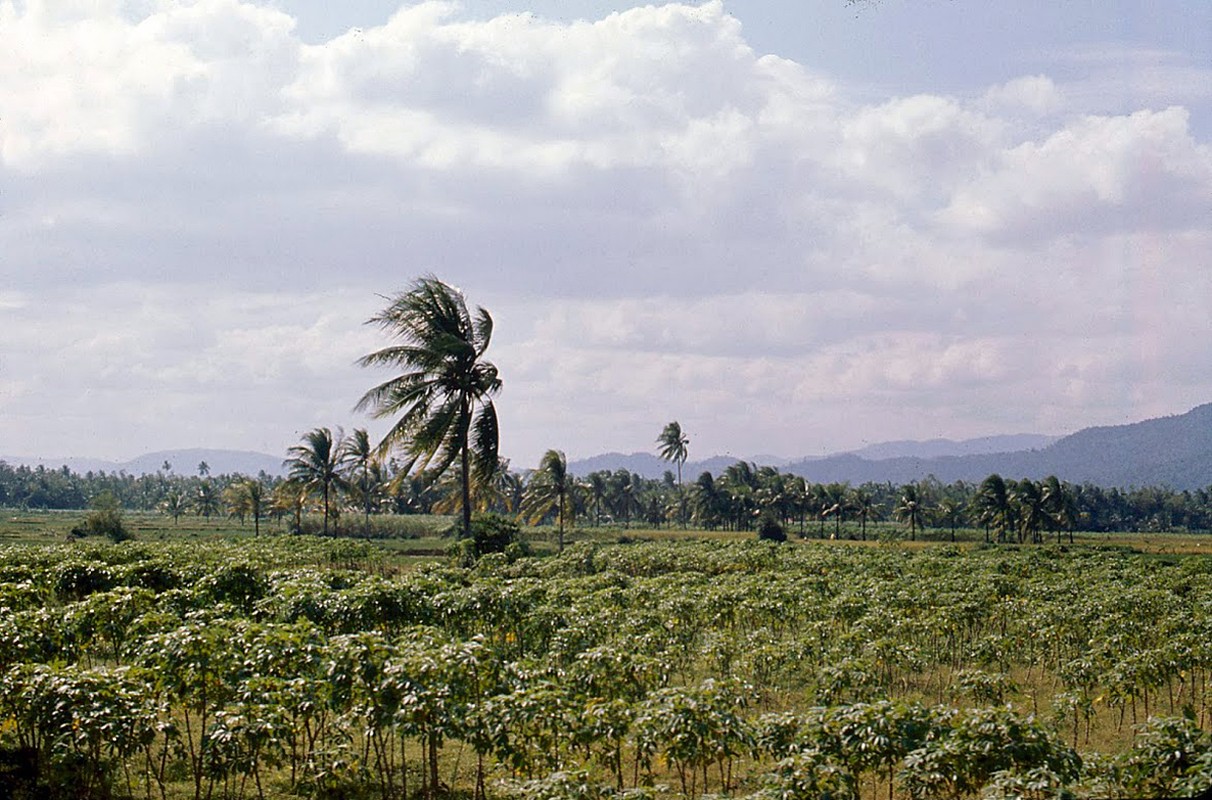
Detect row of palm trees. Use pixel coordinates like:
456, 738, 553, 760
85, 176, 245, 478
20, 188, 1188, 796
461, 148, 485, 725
216, 276, 1181, 544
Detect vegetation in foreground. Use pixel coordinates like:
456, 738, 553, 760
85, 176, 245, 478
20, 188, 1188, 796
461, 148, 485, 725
5, 276, 1212, 800
1, 534, 1212, 799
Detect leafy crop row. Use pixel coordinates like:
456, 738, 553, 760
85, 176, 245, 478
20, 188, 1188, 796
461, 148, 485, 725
1, 538, 1210, 799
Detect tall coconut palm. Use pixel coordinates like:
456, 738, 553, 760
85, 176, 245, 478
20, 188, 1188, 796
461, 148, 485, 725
608, 469, 643, 530
849, 487, 877, 541
285, 427, 346, 535
270, 479, 308, 532
690, 471, 724, 530
894, 483, 923, 541
194, 481, 219, 519
160, 490, 187, 526
586, 471, 609, 526
224, 479, 266, 536
1041, 475, 1078, 544
657, 421, 690, 528
972, 473, 1011, 543
520, 449, 574, 551
339, 428, 381, 537
356, 276, 502, 539
935, 498, 963, 542
656, 421, 689, 486
1011, 478, 1046, 544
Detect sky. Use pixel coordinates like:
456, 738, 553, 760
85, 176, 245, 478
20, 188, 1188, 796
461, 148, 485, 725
2, 0, 1211, 469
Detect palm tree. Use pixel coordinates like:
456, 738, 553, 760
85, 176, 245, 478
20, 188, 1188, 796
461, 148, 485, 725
270, 479, 308, 532
720, 461, 758, 531
520, 449, 574, 551
690, 471, 724, 530
224, 480, 266, 536
972, 474, 1012, 543
160, 490, 187, 525
285, 427, 346, 535
194, 481, 219, 519
822, 482, 849, 539
849, 487, 877, 541
356, 276, 502, 539
656, 421, 689, 486
1012, 478, 1046, 544
586, 471, 609, 526
657, 422, 690, 528
1041, 475, 1077, 544
608, 469, 643, 529
244, 480, 266, 536
935, 498, 963, 542
894, 483, 923, 541
340, 428, 380, 537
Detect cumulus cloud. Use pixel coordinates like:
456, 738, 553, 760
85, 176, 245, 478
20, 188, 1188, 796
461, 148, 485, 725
941, 107, 1212, 240
2, 0, 1210, 464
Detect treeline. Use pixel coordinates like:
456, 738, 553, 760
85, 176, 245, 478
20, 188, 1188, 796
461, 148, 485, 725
5, 453, 1212, 538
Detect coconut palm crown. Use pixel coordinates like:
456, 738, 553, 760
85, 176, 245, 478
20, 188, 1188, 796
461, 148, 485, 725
355, 275, 502, 538
656, 420, 690, 487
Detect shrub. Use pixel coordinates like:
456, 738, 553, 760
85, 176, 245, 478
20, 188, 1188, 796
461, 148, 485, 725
468, 513, 520, 556
72, 492, 131, 543
757, 514, 786, 543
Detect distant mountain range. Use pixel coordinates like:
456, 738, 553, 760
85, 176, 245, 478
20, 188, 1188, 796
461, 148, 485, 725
0, 449, 286, 477
843, 434, 1059, 461
568, 404, 1212, 490
6, 403, 1212, 489
780, 404, 1212, 490
567, 434, 1060, 480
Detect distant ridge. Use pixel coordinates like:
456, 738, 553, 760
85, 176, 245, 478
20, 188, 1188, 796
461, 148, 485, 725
7, 403, 1211, 489
566, 433, 1067, 480
782, 403, 1212, 490
845, 434, 1059, 461
567, 452, 742, 478
565, 404, 1212, 489
0, 449, 286, 477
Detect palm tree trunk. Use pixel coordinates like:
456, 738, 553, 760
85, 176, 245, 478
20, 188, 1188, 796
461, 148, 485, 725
461, 399, 473, 538
557, 490, 565, 552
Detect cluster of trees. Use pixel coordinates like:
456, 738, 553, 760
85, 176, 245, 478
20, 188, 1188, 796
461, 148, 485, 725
0, 460, 271, 514
8, 454, 1212, 540
6, 275, 1212, 543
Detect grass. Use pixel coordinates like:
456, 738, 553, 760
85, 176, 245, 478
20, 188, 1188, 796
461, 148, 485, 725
5, 510, 1212, 563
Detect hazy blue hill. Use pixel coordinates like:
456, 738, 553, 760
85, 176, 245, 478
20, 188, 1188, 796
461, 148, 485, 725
0, 455, 119, 474
122, 449, 285, 477
846, 434, 1059, 461
0, 449, 286, 477
9, 404, 1211, 488
783, 403, 1212, 490
567, 452, 742, 479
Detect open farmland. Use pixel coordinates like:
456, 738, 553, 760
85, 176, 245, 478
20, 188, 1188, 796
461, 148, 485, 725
2, 533, 1212, 799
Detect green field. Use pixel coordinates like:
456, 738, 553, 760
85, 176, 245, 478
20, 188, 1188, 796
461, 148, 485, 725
2, 515, 1212, 799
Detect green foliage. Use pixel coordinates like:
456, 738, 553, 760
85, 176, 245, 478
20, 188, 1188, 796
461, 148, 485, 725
1102, 715, 1212, 797
469, 511, 521, 555
356, 275, 502, 539
757, 513, 786, 542
72, 491, 131, 542
0, 536, 1210, 797
450, 513, 524, 565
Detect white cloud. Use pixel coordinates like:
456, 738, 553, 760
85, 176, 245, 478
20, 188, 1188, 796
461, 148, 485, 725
2, 1, 1210, 465
941, 107, 1212, 239
980, 75, 1063, 118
